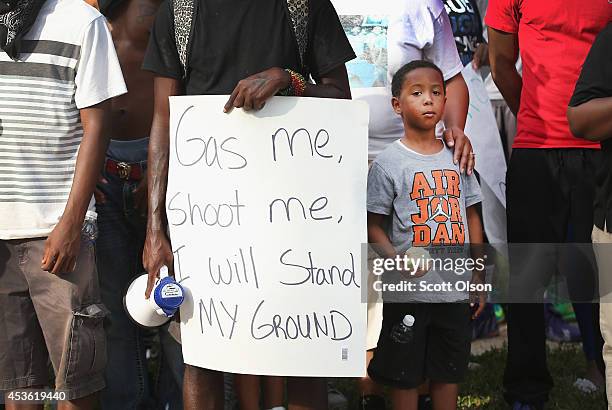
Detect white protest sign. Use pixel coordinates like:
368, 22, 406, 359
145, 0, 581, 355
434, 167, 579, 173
463, 64, 508, 244
167, 96, 368, 377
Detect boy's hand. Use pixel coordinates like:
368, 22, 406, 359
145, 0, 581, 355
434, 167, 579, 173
469, 272, 487, 319
470, 292, 487, 320
398, 264, 429, 279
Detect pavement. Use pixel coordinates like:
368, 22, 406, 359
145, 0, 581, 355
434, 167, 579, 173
470, 324, 566, 356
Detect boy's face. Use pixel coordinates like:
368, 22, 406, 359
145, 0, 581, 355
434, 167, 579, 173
392, 67, 446, 131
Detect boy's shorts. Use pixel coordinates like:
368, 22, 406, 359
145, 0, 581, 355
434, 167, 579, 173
0, 237, 107, 400
368, 302, 471, 389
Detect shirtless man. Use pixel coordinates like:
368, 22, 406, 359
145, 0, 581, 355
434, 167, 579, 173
88, 0, 185, 408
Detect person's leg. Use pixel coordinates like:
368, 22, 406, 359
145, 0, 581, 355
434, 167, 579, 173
25, 238, 106, 405
593, 224, 612, 404
359, 350, 386, 409
429, 382, 458, 410
573, 303, 605, 388
0, 241, 50, 406
97, 142, 152, 409
503, 149, 564, 405
234, 374, 261, 410
234, 375, 284, 409
565, 149, 605, 379
390, 388, 418, 410
156, 322, 185, 410
369, 304, 428, 410
287, 377, 327, 410
224, 373, 239, 410
183, 365, 224, 410
360, 352, 377, 395
57, 394, 98, 410
263, 376, 285, 409
601, 301, 612, 405
361, 253, 386, 409
4, 401, 43, 410
426, 304, 470, 410
97, 168, 149, 408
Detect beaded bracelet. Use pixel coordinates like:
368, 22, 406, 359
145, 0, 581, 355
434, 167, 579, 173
280, 69, 307, 97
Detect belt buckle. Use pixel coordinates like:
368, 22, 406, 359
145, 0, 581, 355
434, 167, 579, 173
117, 162, 132, 180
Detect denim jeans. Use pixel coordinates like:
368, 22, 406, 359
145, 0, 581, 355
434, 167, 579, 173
96, 138, 184, 410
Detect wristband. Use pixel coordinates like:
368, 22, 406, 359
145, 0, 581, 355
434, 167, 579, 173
280, 69, 307, 97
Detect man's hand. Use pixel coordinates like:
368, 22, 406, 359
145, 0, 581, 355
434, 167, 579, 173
224, 67, 290, 112
41, 217, 83, 274
143, 229, 174, 299
472, 43, 489, 70
94, 174, 108, 204
133, 175, 148, 216
443, 126, 475, 175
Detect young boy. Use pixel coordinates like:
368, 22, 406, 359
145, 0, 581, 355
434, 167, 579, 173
366, 60, 485, 410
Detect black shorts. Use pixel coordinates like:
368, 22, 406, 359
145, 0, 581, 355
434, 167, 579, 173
368, 302, 471, 389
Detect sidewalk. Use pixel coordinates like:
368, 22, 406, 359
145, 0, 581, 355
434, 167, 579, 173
471, 324, 565, 356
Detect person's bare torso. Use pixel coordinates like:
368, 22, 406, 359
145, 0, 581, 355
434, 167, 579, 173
107, 0, 161, 140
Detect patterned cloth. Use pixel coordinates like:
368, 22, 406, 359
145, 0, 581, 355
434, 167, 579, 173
171, 0, 194, 77
286, 0, 308, 70
171, 0, 309, 77
0, 0, 45, 60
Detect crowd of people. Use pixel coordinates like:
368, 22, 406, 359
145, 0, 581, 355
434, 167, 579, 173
0, 0, 610, 409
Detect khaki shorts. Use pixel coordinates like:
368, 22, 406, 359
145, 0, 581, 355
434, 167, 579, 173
0, 237, 107, 400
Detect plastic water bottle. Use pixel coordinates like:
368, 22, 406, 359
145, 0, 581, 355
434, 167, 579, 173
389, 314, 415, 344
82, 210, 98, 243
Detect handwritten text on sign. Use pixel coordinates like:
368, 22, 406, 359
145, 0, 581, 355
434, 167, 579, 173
168, 96, 368, 376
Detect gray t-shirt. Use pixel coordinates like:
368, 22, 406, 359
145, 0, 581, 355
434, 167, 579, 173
367, 140, 482, 302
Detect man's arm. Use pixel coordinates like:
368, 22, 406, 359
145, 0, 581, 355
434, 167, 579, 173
306, 65, 351, 99
223, 65, 351, 112
566, 25, 612, 142
567, 98, 612, 141
42, 101, 110, 274
143, 76, 182, 298
488, 27, 521, 115
442, 73, 475, 175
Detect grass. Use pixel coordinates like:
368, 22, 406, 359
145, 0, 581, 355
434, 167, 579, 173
331, 343, 606, 409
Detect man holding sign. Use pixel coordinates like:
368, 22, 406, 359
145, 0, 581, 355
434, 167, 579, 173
141, 1, 355, 408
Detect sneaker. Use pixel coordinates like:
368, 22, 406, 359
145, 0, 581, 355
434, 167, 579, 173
512, 401, 544, 410
552, 303, 576, 321
417, 394, 432, 410
494, 304, 505, 323
545, 303, 581, 342
574, 377, 599, 394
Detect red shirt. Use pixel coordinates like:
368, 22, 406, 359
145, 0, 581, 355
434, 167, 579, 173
485, 0, 612, 149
